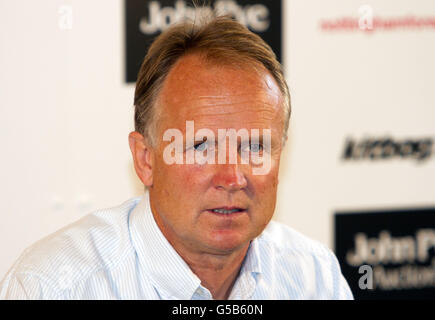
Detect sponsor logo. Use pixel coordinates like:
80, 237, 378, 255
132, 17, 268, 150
335, 209, 435, 299
342, 136, 434, 163
125, 0, 282, 83
320, 5, 435, 32
347, 230, 435, 291
140, 0, 271, 34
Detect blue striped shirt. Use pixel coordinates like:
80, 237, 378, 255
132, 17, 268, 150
0, 193, 353, 299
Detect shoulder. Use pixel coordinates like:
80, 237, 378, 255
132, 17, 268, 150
0, 197, 142, 299
256, 220, 354, 299
259, 220, 333, 258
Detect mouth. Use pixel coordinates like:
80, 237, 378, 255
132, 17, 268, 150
206, 207, 247, 216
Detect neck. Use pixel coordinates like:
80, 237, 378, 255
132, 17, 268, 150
148, 194, 251, 299
180, 244, 250, 300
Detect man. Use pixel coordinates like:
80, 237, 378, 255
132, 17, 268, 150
0, 16, 353, 299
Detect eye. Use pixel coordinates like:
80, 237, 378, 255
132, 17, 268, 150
249, 143, 263, 153
194, 141, 208, 152
240, 143, 263, 154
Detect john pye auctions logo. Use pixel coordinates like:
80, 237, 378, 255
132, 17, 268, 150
346, 229, 435, 290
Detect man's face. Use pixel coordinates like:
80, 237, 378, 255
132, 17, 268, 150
148, 54, 285, 255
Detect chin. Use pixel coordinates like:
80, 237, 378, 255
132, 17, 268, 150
204, 231, 251, 253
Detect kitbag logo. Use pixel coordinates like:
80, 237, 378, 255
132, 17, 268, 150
125, 0, 282, 83
342, 136, 434, 163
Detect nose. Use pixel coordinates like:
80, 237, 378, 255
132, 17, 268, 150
212, 163, 248, 192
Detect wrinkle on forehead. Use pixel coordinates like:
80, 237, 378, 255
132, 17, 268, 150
187, 104, 281, 121
197, 93, 280, 105
156, 53, 284, 130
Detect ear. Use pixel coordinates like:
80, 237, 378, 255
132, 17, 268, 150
129, 131, 154, 187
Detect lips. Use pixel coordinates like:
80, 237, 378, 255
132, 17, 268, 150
207, 207, 247, 215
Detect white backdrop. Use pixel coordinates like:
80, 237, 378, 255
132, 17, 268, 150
275, 0, 435, 249
0, 0, 142, 278
1, 0, 435, 279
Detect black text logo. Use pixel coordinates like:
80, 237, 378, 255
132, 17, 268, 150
139, 0, 271, 34
342, 136, 433, 162
335, 209, 435, 299
125, 0, 283, 83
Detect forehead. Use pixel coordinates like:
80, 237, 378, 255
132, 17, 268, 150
156, 53, 284, 129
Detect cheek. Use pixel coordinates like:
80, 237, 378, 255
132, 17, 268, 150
253, 175, 278, 197
251, 160, 280, 190
249, 167, 279, 212
161, 164, 211, 195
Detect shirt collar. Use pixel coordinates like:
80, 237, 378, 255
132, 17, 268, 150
228, 235, 262, 299
129, 192, 263, 300
243, 237, 262, 276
